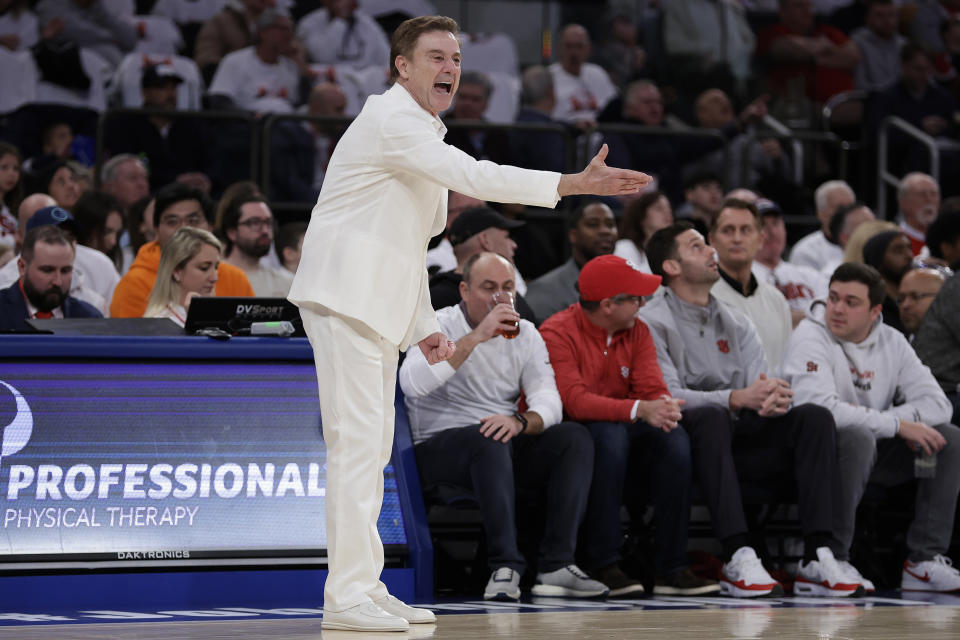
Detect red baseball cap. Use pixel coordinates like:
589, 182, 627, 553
578, 255, 662, 301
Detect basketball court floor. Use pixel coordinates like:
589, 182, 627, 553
2, 592, 958, 639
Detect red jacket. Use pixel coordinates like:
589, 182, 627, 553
540, 303, 670, 423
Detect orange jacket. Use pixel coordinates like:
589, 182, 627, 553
110, 241, 255, 318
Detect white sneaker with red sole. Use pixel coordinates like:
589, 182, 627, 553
720, 547, 784, 598
794, 547, 864, 597
902, 555, 960, 592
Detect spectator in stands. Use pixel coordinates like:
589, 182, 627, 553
862, 229, 914, 334
0, 142, 23, 253
0, 224, 101, 330
297, 0, 390, 68
0, 200, 108, 314
34, 161, 84, 212
852, 0, 905, 93
641, 221, 858, 597
208, 9, 309, 114
825, 201, 877, 274
688, 89, 792, 194
898, 265, 949, 339
445, 71, 513, 165
782, 262, 960, 593
540, 255, 721, 597
426, 191, 483, 275
898, 172, 941, 256
709, 199, 793, 369
300, 82, 348, 194
869, 46, 958, 177
914, 269, 960, 421
429, 206, 537, 323
614, 190, 673, 274
35, 0, 136, 68
399, 252, 608, 602
526, 201, 616, 324
790, 180, 855, 270
144, 226, 222, 327
663, 0, 756, 94
104, 65, 210, 193
219, 195, 292, 297
213, 180, 262, 233
593, 14, 647, 90
752, 198, 828, 326
512, 65, 566, 173
0, 0, 38, 52
926, 204, 960, 269
842, 219, 898, 264
71, 191, 123, 274
276, 221, 307, 275
911, 0, 960, 55
676, 171, 724, 238
194, 0, 270, 84
755, 0, 859, 106
100, 154, 150, 218
550, 23, 618, 127
110, 182, 254, 318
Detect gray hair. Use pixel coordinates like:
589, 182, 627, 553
897, 172, 939, 200
521, 65, 553, 105
459, 71, 493, 99
814, 180, 853, 213
100, 154, 143, 185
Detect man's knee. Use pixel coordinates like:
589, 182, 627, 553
547, 421, 595, 463
681, 405, 732, 446
836, 422, 878, 470
790, 403, 836, 434
934, 423, 960, 465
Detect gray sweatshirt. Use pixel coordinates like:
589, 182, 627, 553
637, 289, 767, 410
913, 273, 960, 395
781, 305, 952, 439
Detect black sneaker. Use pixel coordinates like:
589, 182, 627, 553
592, 563, 645, 598
653, 568, 721, 596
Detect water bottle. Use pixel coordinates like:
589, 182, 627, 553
915, 451, 937, 479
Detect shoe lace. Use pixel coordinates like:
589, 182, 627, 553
932, 555, 958, 574
493, 567, 515, 581
565, 565, 591, 580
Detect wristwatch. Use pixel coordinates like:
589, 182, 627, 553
513, 412, 528, 433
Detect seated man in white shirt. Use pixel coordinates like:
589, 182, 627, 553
549, 23, 617, 126
709, 198, 793, 370
752, 198, 827, 327
220, 196, 293, 297
296, 0, 391, 68
782, 262, 960, 593
789, 180, 854, 270
399, 251, 607, 602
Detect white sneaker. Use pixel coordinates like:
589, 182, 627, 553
902, 555, 960, 593
484, 567, 521, 601
531, 564, 609, 598
795, 547, 864, 598
720, 547, 784, 598
373, 594, 436, 623
321, 601, 409, 631
837, 559, 876, 593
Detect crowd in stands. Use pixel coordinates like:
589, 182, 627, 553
4, 0, 960, 602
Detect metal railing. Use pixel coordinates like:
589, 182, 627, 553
876, 116, 939, 216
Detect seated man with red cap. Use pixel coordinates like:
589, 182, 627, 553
540, 255, 720, 597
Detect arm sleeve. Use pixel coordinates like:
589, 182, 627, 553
398, 326, 457, 398
109, 272, 151, 318
541, 324, 637, 423
89, 1, 137, 51
884, 336, 953, 427
738, 313, 769, 381
378, 110, 561, 208
519, 330, 563, 428
646, 318, 733, 410
781, 325, 899, 438
628, 324, 671, 401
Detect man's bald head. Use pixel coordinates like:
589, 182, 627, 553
558, 24, 591, 74
17, 193, 58, 249
308, 82, 347, 116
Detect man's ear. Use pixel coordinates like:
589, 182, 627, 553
395, 55, 409, 81
662, 257, 681, 279
16, 257, 26, 278
458, 280, 468, 301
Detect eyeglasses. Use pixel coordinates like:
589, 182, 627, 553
611, 294, 643, 305
896, 291, 938, 305
238, 218, 273, 230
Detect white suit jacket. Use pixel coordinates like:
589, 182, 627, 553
288, 83, 562, 349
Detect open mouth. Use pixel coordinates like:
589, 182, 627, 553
433, 81, 453, 94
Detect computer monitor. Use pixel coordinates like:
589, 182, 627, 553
184, 297, 304, 336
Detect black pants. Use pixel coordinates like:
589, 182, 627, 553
415, 422, 593, 574
682, 403, 837, 540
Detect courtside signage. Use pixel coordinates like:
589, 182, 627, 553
0, 361, 406, 566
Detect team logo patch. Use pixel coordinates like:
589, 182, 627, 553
717, 339, 730, 354
620, 366, 630, 378
806, 361, 818, 372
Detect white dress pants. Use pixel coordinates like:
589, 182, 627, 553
301, 305, 399, 612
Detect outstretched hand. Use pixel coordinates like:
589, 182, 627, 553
557, 144, 653, 197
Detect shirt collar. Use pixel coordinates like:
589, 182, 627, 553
718, 265, 758, 297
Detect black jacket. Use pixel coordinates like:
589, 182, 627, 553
0, 281, 102, 331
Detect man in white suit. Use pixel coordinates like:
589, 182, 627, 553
288, 15, 651, 632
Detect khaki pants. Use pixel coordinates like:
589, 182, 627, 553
301, 305, 399, 612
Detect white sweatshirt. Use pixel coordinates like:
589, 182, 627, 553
781, 306, 952, 439
399, 303, 563, 445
